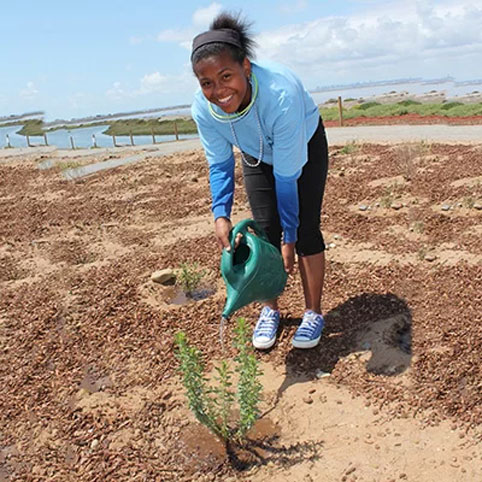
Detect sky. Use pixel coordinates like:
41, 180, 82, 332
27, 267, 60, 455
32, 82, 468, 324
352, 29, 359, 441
1, 0, 481, 121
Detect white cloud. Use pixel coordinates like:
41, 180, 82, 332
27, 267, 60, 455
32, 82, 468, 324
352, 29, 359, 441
157, 2, 223, 48
106, 82, 128, 100
255, 0, 482, 83
192, 2, 222, 27
105, 68, 197, 101
138, 72, 169, 94
136, 70, 197, 95
19, 81, 39, 99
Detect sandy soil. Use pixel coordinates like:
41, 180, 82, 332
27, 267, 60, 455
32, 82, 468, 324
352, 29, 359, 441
0, 142, 481, 481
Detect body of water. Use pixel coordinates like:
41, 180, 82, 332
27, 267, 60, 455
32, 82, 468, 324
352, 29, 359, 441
1, 124, 198, 150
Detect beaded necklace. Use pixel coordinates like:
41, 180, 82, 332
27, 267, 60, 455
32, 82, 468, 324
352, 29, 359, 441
207, 73, 263, 168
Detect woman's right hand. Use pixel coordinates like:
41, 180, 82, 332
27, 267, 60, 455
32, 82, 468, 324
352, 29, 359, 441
214, 217, 232, 251
215, 217, 243, 251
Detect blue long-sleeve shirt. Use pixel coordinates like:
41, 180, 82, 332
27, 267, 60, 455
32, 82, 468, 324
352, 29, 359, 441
191, 61, 319, 243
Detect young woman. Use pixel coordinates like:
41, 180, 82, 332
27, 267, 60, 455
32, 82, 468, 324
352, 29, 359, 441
191, 12, 329, 350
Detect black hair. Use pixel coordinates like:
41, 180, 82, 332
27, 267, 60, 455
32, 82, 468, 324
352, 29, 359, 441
191, 12, 257, 67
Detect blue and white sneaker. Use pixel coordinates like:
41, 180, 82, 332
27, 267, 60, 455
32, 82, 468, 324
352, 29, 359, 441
292, 310, 324, 349
252, 306, 280, 350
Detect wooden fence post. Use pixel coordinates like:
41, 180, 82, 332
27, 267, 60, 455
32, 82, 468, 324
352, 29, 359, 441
92, 134, 97, 148
338, 96, 344, 127
129, 131, 134, 146
6, 134, 11, 148
43, 133, 48, 146
151, 126, 156, 145
26, 135, 32, 147
112, 135, 117, 147
70, 135, 75, 150
174, 121, 179, 141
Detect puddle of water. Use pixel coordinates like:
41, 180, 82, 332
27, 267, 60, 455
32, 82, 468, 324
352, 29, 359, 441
190, 287, 216, 301
164, 286, 216, 305
178, 417, 279, 474
179, 423, 227, 475
164, 286, 189, 305
230, 418, 280, 470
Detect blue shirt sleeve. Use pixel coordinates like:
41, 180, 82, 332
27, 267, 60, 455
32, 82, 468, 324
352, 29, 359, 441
192, 96, 235, 220
275, 174, 299, 243
270, 86, 307, 243
209, 154, 235, 220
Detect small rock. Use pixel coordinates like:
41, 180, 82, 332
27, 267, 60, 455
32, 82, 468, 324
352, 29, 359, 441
328, 242, 336, 249
375, 202, 380, 207
333, 234, 340, 240
424, 254, 437, 262
190, 176, 198, 182
391, 202, 403, 210
90, 439, 99, 450
151, 269, 176, 285
303, 396, 313, 404
473, 202, 482, 210
441, 204, 451, 211
315, 370, 330, 378
308, 388, 316, 394
457, 203, 463, 208
359, 204, 368, 211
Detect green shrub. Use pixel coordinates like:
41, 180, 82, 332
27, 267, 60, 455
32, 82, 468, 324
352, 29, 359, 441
339, 141, 359, 155
441, 102, 464, 110
177, 262, 206, 295
397, 100, 421, 106
175, 317, 263, 443
358, 101, 381, 110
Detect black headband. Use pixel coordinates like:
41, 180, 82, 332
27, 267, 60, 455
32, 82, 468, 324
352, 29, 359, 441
191, 28, 243, 59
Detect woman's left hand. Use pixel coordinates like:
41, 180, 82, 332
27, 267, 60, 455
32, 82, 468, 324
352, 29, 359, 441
281, 242, 296, 274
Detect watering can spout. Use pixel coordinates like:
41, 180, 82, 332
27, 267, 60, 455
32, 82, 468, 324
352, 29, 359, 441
220, 219, 287, 319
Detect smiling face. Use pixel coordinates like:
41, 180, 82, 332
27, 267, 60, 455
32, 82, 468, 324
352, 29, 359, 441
193, 49, 251, 114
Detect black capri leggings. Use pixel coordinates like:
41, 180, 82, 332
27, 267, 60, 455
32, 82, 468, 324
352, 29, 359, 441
242, 117, 329, 257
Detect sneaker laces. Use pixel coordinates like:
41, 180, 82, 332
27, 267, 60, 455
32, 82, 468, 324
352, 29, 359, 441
296, 311, 323, 338
254, 308, 279, 337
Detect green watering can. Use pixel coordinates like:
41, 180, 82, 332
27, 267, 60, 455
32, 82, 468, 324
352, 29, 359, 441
221, 219, 288, 318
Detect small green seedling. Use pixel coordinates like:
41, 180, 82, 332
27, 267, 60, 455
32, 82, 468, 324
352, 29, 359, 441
175, 317, 263, 444
176, 261, 206, 295
339, 141, 358, 155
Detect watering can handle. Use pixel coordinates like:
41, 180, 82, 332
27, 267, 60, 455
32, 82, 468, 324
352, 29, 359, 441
229, 219, 270, 250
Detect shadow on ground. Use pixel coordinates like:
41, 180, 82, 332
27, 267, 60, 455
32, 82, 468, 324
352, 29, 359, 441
275, 292, 412, 401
